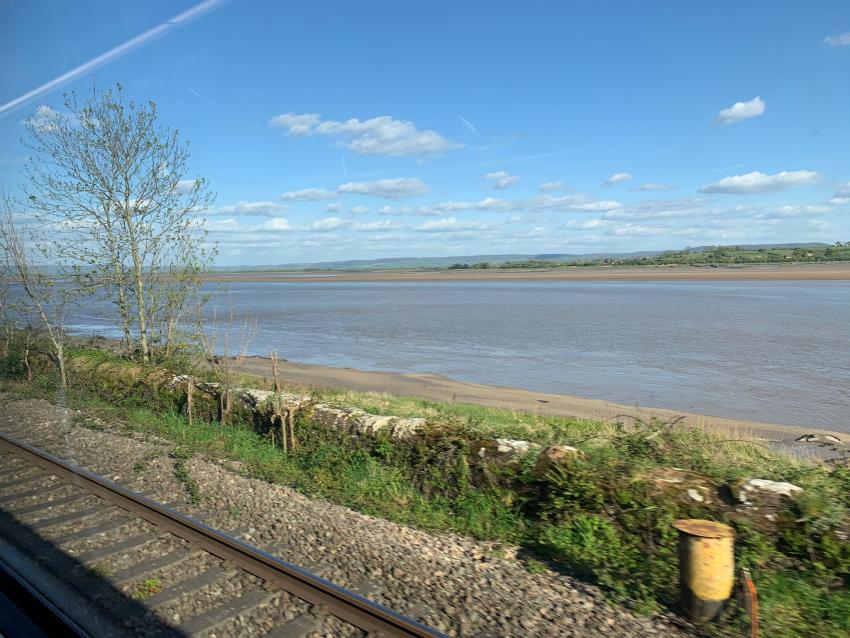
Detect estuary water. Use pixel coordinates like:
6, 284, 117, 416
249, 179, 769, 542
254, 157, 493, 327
66, 280, 850, 431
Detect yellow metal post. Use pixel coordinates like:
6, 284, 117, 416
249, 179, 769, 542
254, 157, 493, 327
673, 519, 735, 622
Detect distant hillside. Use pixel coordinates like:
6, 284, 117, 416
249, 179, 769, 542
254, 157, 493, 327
213, 243, 832, 272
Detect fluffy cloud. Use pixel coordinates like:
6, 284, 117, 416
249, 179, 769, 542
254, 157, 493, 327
175, 179, 198, 194
565, 219, 611, 230
484, 170, 519, 190
310, 217, 349, 232
323, 203, 342, 212
26, 105, 64, 132
256, 217, 292, 231
210, 200, 287, 217
268, 113, 321, 136
602, 172, 632, 186
355, 220, 402, 232
338, 178, 428, 199
631, 183, 675, 192
415, 217, 488, 232
714, 96, 765, 125
280, 188, 336, 201
699, 170, 820, 194
350, 206, 370, 214
835, 181, 850, 197
269, 113, 462, 156
538, 181, 563, 192
824, 32, 850, 47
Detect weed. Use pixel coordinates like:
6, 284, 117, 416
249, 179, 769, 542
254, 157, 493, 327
171, 448, 201, 505
90, 563, 113, 578
523, 558, 547, 574
132, 578, 163, 599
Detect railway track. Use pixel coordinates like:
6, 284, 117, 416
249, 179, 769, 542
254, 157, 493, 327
0, 431, 448, 638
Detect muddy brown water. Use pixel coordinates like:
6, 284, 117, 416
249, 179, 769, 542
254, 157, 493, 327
65, 280, 850, 432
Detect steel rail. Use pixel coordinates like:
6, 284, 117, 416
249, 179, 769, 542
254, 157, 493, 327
0, 432, 448, 638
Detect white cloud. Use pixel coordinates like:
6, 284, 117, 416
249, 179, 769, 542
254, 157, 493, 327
415, 217, 487, 232
527, 194, 621, 212
350, 206, 370, 214
280, 188, 336, 201
267, 113, 321, 136
310, 216, 349, 232
567, 219, 611, 230
699, 170, 820, 194
256, 217, 292, 231
835, 181, 850, 197
538, 181, 563, 192
323, 203, 342, 212
204, 217, 240, 232
807, 219, 831, 231
824, 32, 850, 47
714, 96, 765, 125
770, 204, 833, 218
631, 183, 675, 192
374, 193, 620, 216
611, 223, 666, 237
338, 178, 428, 199
355, 220, 401, 232
210, 200, 287, 217
602, 172, 632, 186
269, 113, 462, 156
175, 179, 197, 194
25, 105, 65, 132
484, 170, 519, 190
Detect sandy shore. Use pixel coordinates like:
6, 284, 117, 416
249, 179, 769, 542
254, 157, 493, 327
206, 263, 850, 283
235, 356, 847, 459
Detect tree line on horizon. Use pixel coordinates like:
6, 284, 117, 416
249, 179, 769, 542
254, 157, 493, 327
447, 242, 850, 270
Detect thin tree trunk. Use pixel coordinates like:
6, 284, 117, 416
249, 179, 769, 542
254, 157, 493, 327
187, 377, 194, 427
55, 343, 67, 389
23, 328, 32, 381
103, 217, 134, 353
126, 222, 150, 362
115, 276, 133, 352
270, 350, 281, 393
287, 410, 296, 451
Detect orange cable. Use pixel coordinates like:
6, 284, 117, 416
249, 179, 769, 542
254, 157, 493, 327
743, 569, 760, 638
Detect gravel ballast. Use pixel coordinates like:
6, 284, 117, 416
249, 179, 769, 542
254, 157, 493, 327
0, 394, 692, 637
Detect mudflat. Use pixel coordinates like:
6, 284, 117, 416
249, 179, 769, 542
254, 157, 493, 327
234, 356, 848, 458
206, 263, 850, 283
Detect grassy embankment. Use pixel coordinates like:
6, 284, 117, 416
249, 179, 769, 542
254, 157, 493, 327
1, 341, 848, 637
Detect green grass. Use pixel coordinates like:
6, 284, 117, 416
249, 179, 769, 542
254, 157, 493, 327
53, 386, 524, 542
1, 343, 848, 637
755, 572, 850, 637
132, 578, 163, 600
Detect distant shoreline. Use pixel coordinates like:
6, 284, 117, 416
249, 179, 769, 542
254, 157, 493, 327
205, 263, 850, 283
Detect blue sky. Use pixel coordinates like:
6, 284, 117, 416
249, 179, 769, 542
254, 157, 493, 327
1, 0, 849, 265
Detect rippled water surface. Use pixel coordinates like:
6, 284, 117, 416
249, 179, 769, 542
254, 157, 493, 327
67, 280, 850, 430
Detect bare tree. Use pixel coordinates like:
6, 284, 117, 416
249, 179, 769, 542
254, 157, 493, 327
0, 193, 69, 387
198, 306, 257, 426
23, 85, 215, 362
